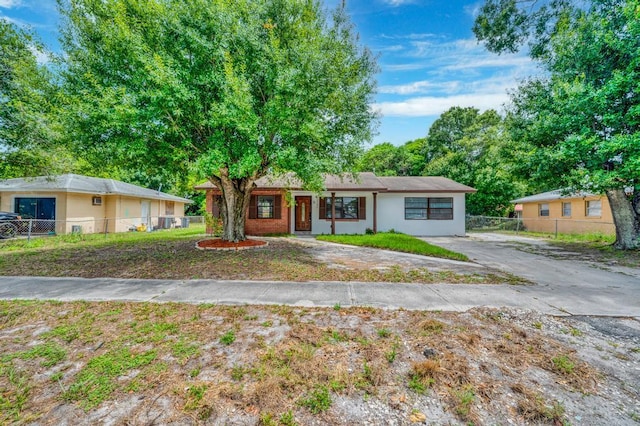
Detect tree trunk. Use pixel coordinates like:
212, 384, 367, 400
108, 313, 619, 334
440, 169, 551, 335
606, 188, 640, 250
210, 169, 256, 242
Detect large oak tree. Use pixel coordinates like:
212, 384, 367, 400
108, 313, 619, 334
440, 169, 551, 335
474, 0, 640, 249
59, 0, 377, 241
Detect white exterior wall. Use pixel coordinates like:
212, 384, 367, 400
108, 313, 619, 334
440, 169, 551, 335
290, 191, 374, 235
376, 192, 467, 236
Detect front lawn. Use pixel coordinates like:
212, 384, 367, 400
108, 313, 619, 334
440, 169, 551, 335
0, 228, 515, 283
316, 232, 469, 262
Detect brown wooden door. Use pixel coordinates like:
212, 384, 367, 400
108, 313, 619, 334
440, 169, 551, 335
295, 196, 312, 231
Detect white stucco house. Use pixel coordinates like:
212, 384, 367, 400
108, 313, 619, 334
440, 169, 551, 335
196, 172, 475, 237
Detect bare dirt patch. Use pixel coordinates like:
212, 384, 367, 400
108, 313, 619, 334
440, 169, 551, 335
1, 301, 638, 425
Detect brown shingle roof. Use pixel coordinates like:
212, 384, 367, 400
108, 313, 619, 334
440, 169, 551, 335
194, 173, 475, 193
378, 176, 476, 193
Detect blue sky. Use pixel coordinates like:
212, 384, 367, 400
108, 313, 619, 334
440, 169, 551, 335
1, 0, 537, 147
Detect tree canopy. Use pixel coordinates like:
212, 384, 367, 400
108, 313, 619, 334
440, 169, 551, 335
357, 107, 526, 217
0, 20, 74, 178
475, 0, 640, 249
59, 0, 378, 241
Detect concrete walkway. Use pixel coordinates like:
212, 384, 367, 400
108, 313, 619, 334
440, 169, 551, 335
0, 233, 637, 317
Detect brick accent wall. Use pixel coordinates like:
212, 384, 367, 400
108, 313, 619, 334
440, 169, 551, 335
205, 189, 290, 236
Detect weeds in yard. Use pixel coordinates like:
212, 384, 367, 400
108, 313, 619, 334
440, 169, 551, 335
299, 385, 331, 414
0, 363, 31, 423
451, 385, 476, 421
408, 359, 439, 394
513, 383, 566, 423
220, 330, 236, 345
2, 342, 66, 367
552, 354, 575, 375
63, 348, 156, 409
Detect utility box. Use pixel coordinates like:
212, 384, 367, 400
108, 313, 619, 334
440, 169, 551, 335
181, 217, 190, 228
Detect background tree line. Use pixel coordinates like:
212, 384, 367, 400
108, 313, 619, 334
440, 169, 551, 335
356, 106, 529, 217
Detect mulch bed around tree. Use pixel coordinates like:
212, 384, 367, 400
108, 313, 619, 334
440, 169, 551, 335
196, 238, 268, 251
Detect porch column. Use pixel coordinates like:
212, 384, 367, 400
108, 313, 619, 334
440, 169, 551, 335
331, 192, 336, 235
373, 192, 377, 233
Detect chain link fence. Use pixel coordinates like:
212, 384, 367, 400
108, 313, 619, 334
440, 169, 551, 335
466, 215, 615, 237
0, 216, 205, 241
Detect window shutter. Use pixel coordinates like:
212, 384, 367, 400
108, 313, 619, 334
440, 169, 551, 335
212, 195, 221, 218
319, 197, 326, 219
249, 195, 257, 219
274, 195, 282, 219
359, 197, 366, 220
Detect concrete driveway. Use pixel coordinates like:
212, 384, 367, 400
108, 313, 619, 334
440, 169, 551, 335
425, 233, 640, 317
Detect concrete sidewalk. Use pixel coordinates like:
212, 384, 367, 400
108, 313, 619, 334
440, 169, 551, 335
1, 275, 638, 318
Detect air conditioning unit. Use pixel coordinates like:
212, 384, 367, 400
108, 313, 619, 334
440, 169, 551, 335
92, 196, 102, 206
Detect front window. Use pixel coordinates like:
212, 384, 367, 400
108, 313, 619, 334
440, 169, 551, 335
586, 200, 602, 217
562, 202, 571, 217
325, 197, 359, 219
165, 201, 175, 215
404, 197, 453, 220
257, 196, 275, 219
539, 203, 550, 217
405, 197, 427, 220
428, 198, 453, 220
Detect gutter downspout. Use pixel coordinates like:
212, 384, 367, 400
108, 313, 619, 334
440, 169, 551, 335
331, 192, 336, 235
373, 192, 377, 233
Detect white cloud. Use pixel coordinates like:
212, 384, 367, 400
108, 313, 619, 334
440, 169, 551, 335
374, 44, 404, 53
379, 32, 438, 40
379, 80, 461, 95
380, 0, 415, 6
373, 92, 510, 117
0, 0, 22, 9
464, 1, 483, 18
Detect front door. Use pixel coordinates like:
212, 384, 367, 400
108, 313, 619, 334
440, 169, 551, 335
295, 196, 311, 232
141, 200, 151, 226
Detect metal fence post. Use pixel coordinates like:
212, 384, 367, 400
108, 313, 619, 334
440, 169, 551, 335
104, 219, 109, 237
27, 219, 32, 243
555, 219, 558, 239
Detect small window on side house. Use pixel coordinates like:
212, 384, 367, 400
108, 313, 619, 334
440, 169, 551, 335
586, 200, 602, 217
92, 196, 102, 206
562, 202, 571, 217
165, 201, 175, 215
539, 203, 550, 217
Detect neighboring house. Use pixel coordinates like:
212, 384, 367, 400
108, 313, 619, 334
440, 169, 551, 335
512, 189, 614, 234
0, 174, 192, 235
195, 173, 475, 236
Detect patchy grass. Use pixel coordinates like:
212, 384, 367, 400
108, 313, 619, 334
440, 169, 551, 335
316, 232, 469, 261
0, 300, 626, 425
0, 228, 521, 284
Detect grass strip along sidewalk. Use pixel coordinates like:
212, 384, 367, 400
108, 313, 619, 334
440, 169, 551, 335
316, 232, 468, 262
